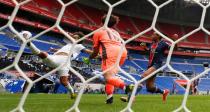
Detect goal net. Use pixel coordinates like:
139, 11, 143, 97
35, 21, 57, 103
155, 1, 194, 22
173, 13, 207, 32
0, 0, 210, 112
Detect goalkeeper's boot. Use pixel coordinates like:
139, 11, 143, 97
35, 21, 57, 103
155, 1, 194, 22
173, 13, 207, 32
70, 93, 77, 99
120, 96, 136, 103
106, 96, 113, 104
121, 84, 142, 102
162, 89, 170, 102
125, 84, 134, 94
120, 96, 128, 102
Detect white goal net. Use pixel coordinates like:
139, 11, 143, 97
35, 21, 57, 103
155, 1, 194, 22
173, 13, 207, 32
0, 0, 210, 112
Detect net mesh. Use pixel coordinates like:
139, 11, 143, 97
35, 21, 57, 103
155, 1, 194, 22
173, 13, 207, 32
0, 0, 210, 112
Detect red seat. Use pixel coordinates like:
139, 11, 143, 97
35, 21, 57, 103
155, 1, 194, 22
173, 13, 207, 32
132, 18, 152, 35
158, 23, 183, 39
184, 27, 206, 43
78, 4, 104, 26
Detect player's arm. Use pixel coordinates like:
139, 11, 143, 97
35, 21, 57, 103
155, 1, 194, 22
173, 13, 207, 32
140, 42, 149, 51
82, 48, 93, 54
82, 48, 102, 59
89, 32, 100, 59
171, 34, 178, 50
89, 47, 99, 59
79, 45, 101, 59
82, 47, 99, 65
138, 33, 152, 51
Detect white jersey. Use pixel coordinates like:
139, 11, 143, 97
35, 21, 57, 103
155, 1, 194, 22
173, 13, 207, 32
55, 43, 85, 60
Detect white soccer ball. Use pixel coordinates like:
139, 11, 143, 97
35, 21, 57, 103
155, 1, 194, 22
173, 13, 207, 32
20, 31, 32, 39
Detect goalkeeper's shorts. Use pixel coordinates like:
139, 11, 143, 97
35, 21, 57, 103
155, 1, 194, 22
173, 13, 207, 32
101, 50, 127, 75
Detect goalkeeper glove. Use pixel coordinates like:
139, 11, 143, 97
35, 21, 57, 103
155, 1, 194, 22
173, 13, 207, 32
82, 57, 90, 65
140, 42, 146, 46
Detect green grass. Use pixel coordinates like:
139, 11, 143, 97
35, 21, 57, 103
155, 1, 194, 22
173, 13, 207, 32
0, 93, 210, 112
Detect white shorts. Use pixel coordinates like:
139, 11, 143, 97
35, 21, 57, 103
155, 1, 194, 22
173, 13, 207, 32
43, 55, 70, 77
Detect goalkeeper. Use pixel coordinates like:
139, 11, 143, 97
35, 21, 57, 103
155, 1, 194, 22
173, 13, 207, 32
88, 15, 133, 104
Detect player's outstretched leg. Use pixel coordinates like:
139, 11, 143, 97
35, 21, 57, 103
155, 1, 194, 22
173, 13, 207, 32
162, 89, 170, 102
21, 31, 41, 56
27, 41, 50, 60
27, 42, 41, 55
143, 66, 170, 102
147, 86, 170, 102
23, 32, 49, 59
146, 78, 170, 102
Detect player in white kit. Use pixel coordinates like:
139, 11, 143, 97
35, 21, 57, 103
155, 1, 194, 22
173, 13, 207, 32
21, 31, 92, 99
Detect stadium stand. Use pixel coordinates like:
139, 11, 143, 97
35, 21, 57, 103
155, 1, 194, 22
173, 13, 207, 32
184, 27, 206, 43
158, 23, 184, 39
1, 0, 210, 52
197, 78, 210, 92
0, 33, 61, 53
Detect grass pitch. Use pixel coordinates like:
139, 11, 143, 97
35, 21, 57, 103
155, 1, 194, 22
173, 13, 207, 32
0, 93, 210, 112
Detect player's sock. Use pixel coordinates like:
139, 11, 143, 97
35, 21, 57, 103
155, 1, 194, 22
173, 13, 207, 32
147, 86, 163, 94
106, 94, 113, 100
27, 42, 40, 55
139, 75, 146, 85
136, 85, 143, 95
106, 77, 125, 89
162, 89, 170, 102
66, 83, 76, 99
106, 95, 113, 104
155, 87, 164, 94
65, 82, 74, 94
105, 84, 114, 95
105, 84, 114, 104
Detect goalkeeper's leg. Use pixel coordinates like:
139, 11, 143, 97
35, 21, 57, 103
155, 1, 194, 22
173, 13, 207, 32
102, 52, 128, 91
103, 53, 133, 104
104, 72, 134, 104
105, 84, 114, 104
120, 84, 143, 102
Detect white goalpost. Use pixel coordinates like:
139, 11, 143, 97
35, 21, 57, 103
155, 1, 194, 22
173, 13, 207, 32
0, 0, 210, 112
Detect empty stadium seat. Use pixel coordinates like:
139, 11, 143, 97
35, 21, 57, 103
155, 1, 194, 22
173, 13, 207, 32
198, 78, 210, 91
184, 27, 206, 43
158, 23, 184, 39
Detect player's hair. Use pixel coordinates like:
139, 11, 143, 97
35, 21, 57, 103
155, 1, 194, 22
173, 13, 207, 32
73, 31, 85, 38
102, 14, 119, 27
154, 32, 168, 40
73, 31, 85, 44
